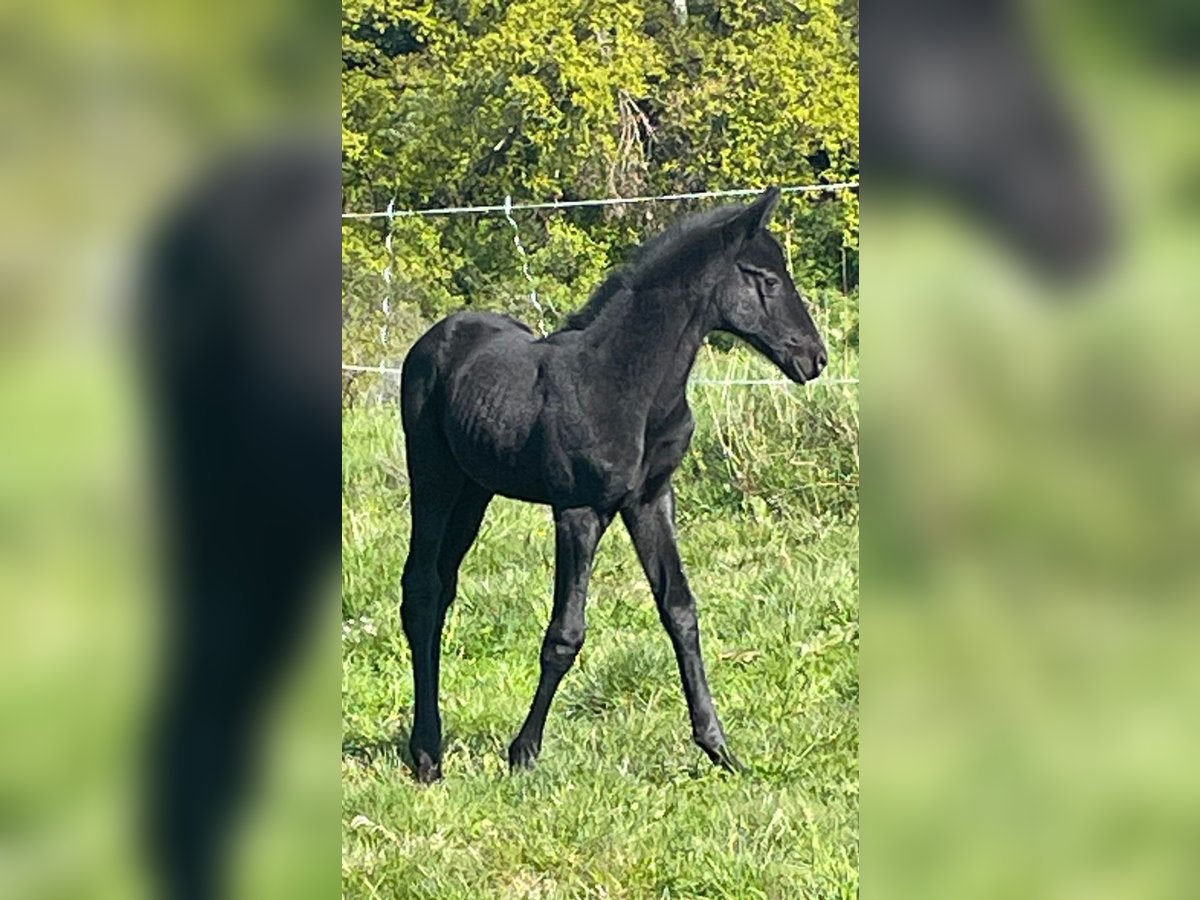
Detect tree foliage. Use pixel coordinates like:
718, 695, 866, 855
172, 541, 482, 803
342, 0, 858, 361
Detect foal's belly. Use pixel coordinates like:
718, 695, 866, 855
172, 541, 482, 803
448, 414, 640, 510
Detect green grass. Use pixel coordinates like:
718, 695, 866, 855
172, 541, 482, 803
342, 347, 858, 898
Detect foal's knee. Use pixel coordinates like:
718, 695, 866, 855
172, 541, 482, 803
540, 625, 584, 673
657, 590, 698, 636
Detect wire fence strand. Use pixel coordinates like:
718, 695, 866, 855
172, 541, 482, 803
341, 181, 858, 221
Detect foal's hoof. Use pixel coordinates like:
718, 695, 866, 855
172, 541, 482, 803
411, 751, 442, 784
708, 744, 747, 774
507, 739, 540, 771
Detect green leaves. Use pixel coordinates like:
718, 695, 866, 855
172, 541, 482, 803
342, 0, 859, 357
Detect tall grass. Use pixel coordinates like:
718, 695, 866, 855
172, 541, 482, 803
683, 345, 858, 525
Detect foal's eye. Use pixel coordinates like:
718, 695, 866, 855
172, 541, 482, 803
762, 275, 780, 290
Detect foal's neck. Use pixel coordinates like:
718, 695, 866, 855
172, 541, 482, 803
583, 277, 714, 414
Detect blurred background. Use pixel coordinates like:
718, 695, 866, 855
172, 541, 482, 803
863, 1, 1200, 897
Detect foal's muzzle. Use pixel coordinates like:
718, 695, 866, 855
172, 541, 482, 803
783, 341, 827, 383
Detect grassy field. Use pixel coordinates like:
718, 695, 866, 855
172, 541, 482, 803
342, 345, 859, 898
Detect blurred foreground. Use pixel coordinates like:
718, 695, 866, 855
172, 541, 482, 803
0, 1, 339, 898
864, 3, 1200, 897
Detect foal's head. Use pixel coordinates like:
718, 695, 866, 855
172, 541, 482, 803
713, 187, 828, 383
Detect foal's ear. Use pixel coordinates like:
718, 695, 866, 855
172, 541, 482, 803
725, 186, 782, 249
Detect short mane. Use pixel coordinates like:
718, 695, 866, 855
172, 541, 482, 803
557, 204, 744, 332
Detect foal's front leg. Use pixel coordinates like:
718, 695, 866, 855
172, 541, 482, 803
509, 507, 608, 769
621, 486, 743, 772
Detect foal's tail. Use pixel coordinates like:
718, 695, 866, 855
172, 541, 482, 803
399, 319, 452, 443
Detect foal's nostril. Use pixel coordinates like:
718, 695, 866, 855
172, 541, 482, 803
815, 349, 828, 372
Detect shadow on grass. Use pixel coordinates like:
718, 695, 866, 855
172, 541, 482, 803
342, 730, 411, 770
342, 725, 510, 778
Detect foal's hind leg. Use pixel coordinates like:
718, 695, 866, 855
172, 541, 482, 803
431, 483, 492, 711
401, 461, 464, 782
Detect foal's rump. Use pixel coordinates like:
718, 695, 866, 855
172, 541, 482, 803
401, 311, 548, 495
401, 312, 533, 424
